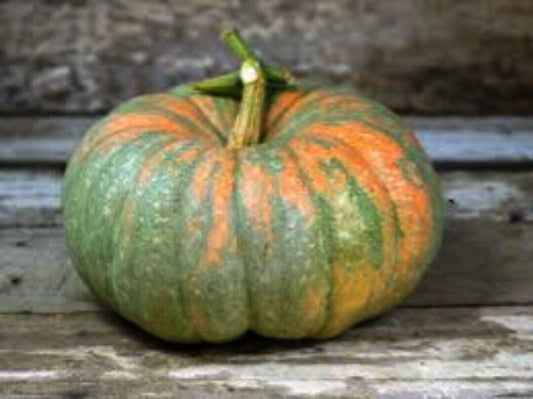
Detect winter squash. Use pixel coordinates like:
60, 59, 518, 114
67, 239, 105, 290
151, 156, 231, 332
63, 30, 443, 343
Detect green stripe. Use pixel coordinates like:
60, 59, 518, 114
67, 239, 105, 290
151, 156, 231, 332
321, 158, 384, 268
116, 143, 206, 341
113, 95, 225, 144
286, 147, 333, 335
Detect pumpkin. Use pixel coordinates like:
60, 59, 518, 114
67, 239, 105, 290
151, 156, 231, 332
64, 30, 443, 343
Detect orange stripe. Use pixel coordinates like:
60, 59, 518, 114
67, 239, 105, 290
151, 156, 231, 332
239, 153, 274, 242
306, 122, 433, 310
265, 91, 325, 139
149, 94, 222, 143
287, 136, 330, 195
202, 151, 236, 266
264, 91, 304, 131
74, 113, 200, 163
192, 96, 235, 136
277, 149, 315, 221
292, 128, 399, 331
314, 94, 369, 116
190, 149, 218, 200
137, 142, 200, 189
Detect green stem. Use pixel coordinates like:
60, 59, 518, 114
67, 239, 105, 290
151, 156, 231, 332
226, 59, 266, 149
222, 30, 267, 149
193, 66, 295, 97
221, 29, 256, 62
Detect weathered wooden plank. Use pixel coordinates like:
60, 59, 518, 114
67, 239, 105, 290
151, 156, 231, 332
2, 169, 533, 227
1, 169, 533, 310
1, 1, 532, 114
1, 218, 532, 311
1, 116, 533, 165
0, 306, 532, 398
0, 169, 64, 227
1, 170, 533, 309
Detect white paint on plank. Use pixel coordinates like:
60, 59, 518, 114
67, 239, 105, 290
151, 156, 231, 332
0, 370, 63, 380
29, 345, 139, 370
167, 348, 533, 396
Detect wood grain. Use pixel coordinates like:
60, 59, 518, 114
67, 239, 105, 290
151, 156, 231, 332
1, 1, 532, 114
3, 169, 532, 227
1, 170, 533, 310
1, 116, 533, 165
1, 306, 532, 398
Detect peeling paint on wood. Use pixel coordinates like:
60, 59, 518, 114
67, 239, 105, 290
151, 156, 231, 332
0, 307, 532, 397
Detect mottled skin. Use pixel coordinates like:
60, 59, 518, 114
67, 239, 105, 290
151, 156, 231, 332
63, 85, 444, 343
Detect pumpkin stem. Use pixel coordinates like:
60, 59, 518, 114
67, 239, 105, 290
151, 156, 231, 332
222, 30, 267, 149
193, 66, 295, 97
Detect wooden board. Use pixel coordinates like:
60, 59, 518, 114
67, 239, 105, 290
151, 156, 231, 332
3, 169, 533, 227
1, 116, 533, 165
1, 306, 532, 398
1, 1, 532, 114
2, 170, 533, 310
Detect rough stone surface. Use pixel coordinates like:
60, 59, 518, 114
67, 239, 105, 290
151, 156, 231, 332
1, 0, 532, 114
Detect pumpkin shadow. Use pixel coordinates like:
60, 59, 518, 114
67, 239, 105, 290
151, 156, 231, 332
96, 309, 379, 358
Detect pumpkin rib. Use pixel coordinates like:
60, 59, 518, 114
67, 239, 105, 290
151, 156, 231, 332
358, 107, 433, 188
316, 158, 387, 337
235, 148, 276, 334
211, 96, 239, 134
232, 151, 253, 332
285, 146, 333, 336
187, 154, 221, 341
324, 119, 437, 275
265, 90, 329, 140
264, 90, 310, 137
286, 132, 400, 337
75, 134, 173, 313
115, 142, 208, 342
72, 114, 203, 164
187, 96, 231, 143
302, 121, 437, 318
266, 91, 370, 145
275, 148, 330, 337
108, 136, 184, 312
187, 151, 249, 342
126, 94, 225, 145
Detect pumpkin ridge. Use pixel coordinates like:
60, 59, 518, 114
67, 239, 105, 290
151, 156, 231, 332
109, 135, 183, 312
319, 158, 387, 334
236, 148, 276, 334
302, 128, 401, 271
232, 151, 252, 331
265, 91, 331, 141
69, 134, 170, 311
123, 95, 223, 144
188, 155, 220, 340
186, 96, 229, 143
310, 122, 438, 316
344, 113, 443, 273
264, 90, 311, 138
188, 151, 247, 341
73, 113, 201, 164
116, 143, 207, 342
285, 146, 333, 336
267, 91, 372, 145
